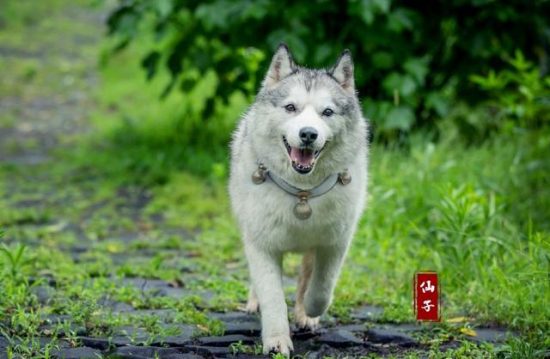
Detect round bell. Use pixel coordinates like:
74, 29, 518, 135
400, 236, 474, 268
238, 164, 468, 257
294, 198, 312, 220
252, 165, 267, 184
338, 169, 352, 185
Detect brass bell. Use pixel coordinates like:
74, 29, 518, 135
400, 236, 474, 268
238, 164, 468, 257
338, 169, 352, 185
252, 164, 267, 184
294, 192, 312, 220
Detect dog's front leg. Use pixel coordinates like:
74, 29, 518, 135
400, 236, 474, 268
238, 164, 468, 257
304, 245, 348, 318
244, 243, 293, 356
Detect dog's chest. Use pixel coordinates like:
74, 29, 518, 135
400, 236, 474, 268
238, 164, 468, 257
244, 181, 356, 250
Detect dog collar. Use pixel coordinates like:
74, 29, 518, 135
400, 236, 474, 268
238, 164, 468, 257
251, 163, 351, 220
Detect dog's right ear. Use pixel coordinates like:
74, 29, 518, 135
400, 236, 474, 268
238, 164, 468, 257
263, 43, 295, 88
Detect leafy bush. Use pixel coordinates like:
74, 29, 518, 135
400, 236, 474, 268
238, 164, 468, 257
470, 51, 550, 132
440, 50, 550, 143
106, 0, 549, 142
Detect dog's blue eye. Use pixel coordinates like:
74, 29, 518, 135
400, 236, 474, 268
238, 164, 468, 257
284, 104, 296, 112
322, 108, 334, 117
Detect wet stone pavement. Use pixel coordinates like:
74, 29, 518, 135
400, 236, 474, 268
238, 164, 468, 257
7, 277, 518, 359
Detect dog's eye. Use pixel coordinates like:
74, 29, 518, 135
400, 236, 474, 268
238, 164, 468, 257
322, 108, 334, 117
284, 104, 296, 112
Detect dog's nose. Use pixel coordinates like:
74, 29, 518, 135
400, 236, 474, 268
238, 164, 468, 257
299, 127, 318, 145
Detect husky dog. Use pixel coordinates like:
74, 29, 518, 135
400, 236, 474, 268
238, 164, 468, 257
229, 44, 368, 356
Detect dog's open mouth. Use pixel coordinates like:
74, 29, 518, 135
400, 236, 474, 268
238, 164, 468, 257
283, 136, 322, 174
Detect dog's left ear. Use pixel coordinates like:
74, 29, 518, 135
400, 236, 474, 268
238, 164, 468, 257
330, 50, 355, 93
263, 43, 296, 88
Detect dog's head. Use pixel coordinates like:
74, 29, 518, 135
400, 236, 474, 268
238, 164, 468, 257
251, 44, 367, 181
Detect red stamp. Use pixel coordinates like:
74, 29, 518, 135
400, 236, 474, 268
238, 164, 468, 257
414, 272, 440, 321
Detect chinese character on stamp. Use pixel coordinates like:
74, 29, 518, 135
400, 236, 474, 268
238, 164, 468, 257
414, 272, 440, 321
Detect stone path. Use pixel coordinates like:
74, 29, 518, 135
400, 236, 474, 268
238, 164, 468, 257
17, 276, 517, 358
0, 2, 517, 358
0, 4, 98, 166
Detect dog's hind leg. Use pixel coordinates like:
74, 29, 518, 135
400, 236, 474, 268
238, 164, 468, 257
304, 245, 347, 318
245, 284, 259, 313
294, 250, 320, 331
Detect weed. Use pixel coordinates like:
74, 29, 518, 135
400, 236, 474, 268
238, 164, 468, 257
0, 243, 30, 282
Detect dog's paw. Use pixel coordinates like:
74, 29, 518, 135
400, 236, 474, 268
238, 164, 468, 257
244, 296, 259, 313
294, 306, 320, 331
262, 334, 293, 356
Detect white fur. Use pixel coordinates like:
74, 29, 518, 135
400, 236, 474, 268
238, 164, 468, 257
229, 46, 368, 356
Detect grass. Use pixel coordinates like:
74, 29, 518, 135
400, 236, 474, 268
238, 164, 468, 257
0, 0, 549, 358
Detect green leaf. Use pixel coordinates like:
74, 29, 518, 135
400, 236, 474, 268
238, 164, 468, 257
314, 44, 333, 65
383, 73, 417, 98
154, 0, 173, 19
107, 6, 139, 38
425, 93, 449, 116
362, 98, 392, 125
384, 106, 415, 130
403, 57, 429, 86
508, 50, 532, 72
141, 51, 161, 81
241, 0, 270, 20
470, 71, 506, 90
372, 52, 394, 69
354, 0, 391, 25
387, 8, 414, 32
195, 1, 232, 31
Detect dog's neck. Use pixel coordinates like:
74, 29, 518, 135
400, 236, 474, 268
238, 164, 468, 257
251, 162, 351, 220
252, 162, 351, 196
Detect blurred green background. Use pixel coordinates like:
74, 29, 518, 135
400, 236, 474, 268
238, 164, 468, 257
0, 0, 549, 357
106, 0, 550, 146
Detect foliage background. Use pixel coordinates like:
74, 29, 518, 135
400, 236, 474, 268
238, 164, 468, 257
107, 0, 550, 144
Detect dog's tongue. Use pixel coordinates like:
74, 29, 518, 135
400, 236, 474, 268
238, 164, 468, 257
290, 147, 314, 167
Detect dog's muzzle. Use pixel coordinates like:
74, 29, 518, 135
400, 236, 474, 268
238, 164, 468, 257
283, 136, 323, 174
